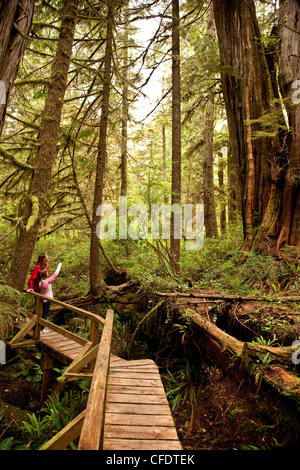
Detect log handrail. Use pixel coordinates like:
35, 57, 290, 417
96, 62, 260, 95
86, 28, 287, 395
78, 308, 114, 450
25, 290, 105, 325
23, 290, 105, 347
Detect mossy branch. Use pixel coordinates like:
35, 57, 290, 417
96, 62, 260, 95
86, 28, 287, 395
25, 196, 39, 231
0, 146, 34, 170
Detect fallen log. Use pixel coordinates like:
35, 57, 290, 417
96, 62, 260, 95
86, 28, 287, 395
156, 291, 300, 302
187, 307, 243, 355
184, 308, 300, 413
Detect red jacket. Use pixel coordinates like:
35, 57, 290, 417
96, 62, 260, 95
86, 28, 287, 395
27, 264, 50, 291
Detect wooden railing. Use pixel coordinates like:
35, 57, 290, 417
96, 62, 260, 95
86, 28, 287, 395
10, 291, 115, 449
78, 308, 114, 450
32, 290, 104, 342
39, 309, 114, 450
10, 291, 105, 349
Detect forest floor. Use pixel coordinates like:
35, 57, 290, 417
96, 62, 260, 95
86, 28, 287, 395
0, 353, 289, 450
170, 369, 285, 450
0, 361, 42, 414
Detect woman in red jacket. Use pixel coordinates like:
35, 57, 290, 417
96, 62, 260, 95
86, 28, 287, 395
27, 253, 49, 292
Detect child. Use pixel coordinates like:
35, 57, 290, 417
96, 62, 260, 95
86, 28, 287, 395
27, 253, 49, 292
37, 262, 62, 334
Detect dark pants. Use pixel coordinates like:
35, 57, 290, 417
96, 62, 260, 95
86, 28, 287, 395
41, 301, 51, 330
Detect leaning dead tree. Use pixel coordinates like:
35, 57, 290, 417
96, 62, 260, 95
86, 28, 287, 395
184, 308, 300, 418
156, 291, 300, 302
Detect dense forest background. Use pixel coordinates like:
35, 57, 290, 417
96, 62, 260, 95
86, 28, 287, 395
0, 0, 299, 452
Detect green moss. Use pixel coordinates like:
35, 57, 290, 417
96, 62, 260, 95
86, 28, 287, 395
25, 196, 39, 232
0, 283, 26, 340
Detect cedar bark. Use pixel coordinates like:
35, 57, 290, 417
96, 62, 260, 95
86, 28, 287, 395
7, 0, 78, 291
213, 0, 300, 252
277, 0, 300, 249
170, 0, 181, 274
0, 0, 34, 136
227, 144, 239, 224
212, 0, 277, 251
89, 1, 114, 296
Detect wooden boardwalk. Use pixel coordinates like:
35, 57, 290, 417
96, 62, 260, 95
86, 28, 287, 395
40, 329, 84, 361
106, 355, 181, 450
13, 313, 182, 450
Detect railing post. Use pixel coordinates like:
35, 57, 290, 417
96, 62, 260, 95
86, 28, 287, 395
88, 319, 99, 369
89, 319, 99, 347
33, 296, 43, 340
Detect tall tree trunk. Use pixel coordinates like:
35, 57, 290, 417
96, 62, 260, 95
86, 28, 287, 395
203, 95, 218, 238
0, 0, 34, 136
89, 1, 114, 297
170, 0, 181, 275
203, 8, 218, 239
7, 0, 78, 291
218, 152, 226, 235
277, 0, 300, 249
212, 0, 285, 253
227, 144, 240, 225
120, 10, 128, 197
162, 122, 168, 204
162, 77, 168, 204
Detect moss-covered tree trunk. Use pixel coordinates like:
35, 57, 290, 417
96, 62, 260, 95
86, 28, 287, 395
203, 93, 218, 238
0, 0, 34, 136
170, 0, 181, 274
203, 8, 218, 239
7, 0, 78, 292
89, 1, 114, 297
218, 152, 226, 235
120, 5, 129, 198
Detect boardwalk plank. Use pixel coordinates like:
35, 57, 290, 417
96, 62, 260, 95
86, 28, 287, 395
109, 371, 161, 380
105, 413, 175, 427
110, 360, 156, 368
107, 385, 165, 395
107, 393, 168, 405
104, 355, 181, 450
103, 438, 182, 450
104, 425, 179, 440
106, 402, 171, 415
108, 377, 162, 387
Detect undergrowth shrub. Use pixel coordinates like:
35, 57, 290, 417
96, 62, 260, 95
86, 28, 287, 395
20, 390, 88, 449
0, 284, 26, 339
